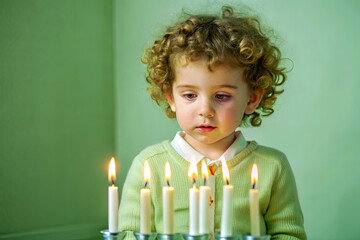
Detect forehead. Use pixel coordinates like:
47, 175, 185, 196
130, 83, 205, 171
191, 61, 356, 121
172, 58, 245, 87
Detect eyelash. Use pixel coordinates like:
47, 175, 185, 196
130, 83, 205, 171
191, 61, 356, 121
183, 93, 197, 100
215, 94, 231, 101
182, 93, 231, 101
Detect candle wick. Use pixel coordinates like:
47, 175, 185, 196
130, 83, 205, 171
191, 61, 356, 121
166, 180, 170, 187
204, 178, 207, 186
144, 181, 148, 188
226, 179, 230, 185
111, 178, 115, 186
192, 177, 197, 188
252, 183, 256, 189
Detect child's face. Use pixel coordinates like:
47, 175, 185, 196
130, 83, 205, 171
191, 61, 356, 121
167, 58, 264, 153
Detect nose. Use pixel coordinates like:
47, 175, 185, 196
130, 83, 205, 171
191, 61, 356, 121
198, 97, 215, 118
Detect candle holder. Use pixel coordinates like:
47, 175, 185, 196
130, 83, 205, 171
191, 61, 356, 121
100, 230, 126, 240
133, 232, 157, 240
243, 235, 270, 240
215, 233, 243, 240
157, 233, 182, 240
182, 233, 209, 240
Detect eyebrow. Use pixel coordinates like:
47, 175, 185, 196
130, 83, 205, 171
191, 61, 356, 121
216, 84, 238, 89
175, 84, 198, 89
175, 84, 238, 89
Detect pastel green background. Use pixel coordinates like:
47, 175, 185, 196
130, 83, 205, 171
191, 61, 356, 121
1, 0, 359, 240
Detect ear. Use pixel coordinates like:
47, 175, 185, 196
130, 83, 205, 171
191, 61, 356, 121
166, 93, 176, 112
245, 88, 265, 114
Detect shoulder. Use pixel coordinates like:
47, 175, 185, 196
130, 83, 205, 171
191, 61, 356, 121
134, 140, 172, 162
253, 144, 287, 161
126, 140, 172, 177
251, 143, 292, 174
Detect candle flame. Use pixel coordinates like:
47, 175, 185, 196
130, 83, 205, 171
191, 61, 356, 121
165, 161, 171, 186
144, 160, 150, 185
201, 160, 209, 182
108, 157, 116, 184
251, 164, 258, 188
221, 157, 230, 184
188, 159, 198, 183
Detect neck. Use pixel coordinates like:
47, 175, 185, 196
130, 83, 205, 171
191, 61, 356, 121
184, 132, 236, 160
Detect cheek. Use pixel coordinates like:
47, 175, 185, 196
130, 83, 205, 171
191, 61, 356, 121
175, 105, 193, 130
218, 105, 244, 126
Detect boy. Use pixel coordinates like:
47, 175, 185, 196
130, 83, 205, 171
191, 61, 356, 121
118, 6, 306, 240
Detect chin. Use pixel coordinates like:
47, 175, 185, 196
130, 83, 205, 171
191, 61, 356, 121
195, 136, 219, 145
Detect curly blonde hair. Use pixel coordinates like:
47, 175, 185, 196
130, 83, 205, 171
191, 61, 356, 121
142, 6, 287, 127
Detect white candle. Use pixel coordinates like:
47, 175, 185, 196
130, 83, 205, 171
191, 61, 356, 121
163, 162, 174, 234
188, 159, 199, 236
108, 157, 119, 233
141, 188, 151, 234
250, 164, 260, 237
140, 160, 151, 234
189, 186, 199, 235
220, 159, 233, 237
199, 160, 210, 234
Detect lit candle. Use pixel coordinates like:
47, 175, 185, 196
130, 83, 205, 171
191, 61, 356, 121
220, 158, 233, 237
108, 157, 119, 233
140, 160, 151, 234
250, 164, 260, 237
199, 160, 210, 234
188, 159, 199, 236
163, 162, 174, 234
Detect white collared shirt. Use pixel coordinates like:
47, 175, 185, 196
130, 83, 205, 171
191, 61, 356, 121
170, 130, 248, 236
170, 130, 248, 164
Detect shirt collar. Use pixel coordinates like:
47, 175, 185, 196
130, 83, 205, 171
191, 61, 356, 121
170, 130, 247, 165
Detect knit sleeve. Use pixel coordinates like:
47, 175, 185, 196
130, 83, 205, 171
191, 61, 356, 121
264, 153, 307, 240
118, 154, 154, 240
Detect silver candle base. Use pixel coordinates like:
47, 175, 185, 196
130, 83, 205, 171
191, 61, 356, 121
100, 230, 126, 240
214, 233, 242, 240
182, 233, 209, 240
133, 232, 157, 240
243, 235, 270, 240
157, 233, 182, 240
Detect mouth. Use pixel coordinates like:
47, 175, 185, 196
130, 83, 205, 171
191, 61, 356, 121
196, 125, 217, 133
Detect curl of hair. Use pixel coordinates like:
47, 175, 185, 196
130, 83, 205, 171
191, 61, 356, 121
142, 6, 288, 127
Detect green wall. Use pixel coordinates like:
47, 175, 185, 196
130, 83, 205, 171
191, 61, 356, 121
115, 1, 360, 240
0, 0, 114, 239
1, 0, 360, 239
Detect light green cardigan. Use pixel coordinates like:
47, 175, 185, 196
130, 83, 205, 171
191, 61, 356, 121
118, 140, 306, 240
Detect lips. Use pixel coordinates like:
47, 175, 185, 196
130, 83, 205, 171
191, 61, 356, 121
196, 125, 217, 133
